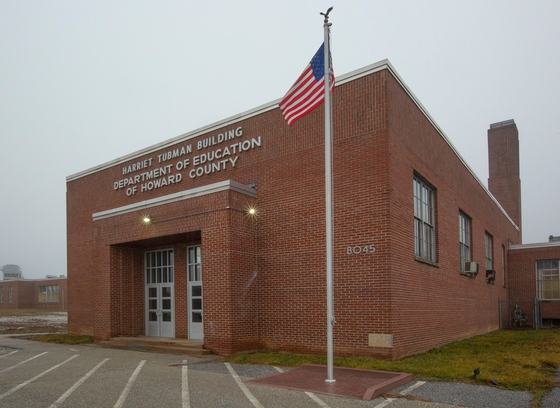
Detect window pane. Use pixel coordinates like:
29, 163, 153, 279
192, 286, 202, 297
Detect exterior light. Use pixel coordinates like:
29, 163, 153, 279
142, 215, 152, 224
248, 208, 256, 215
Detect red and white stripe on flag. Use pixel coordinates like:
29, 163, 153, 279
280, 43, 334, 126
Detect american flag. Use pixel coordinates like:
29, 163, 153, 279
280, 43, 334, 126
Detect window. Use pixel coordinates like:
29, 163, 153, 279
38, 285, 59, 302
188, 246, 202, 282
485, 233, 493, 270
537, 260, 560, 300
0, 287, 3, 303
145, 249, 174, 284
414, 176, 435, 262
8, 287, 12, 303
459, 212, 471, 270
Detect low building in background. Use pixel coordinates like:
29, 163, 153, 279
0, 276, 67, 310
508, 241, 560, 328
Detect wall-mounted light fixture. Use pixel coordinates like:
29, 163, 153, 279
245, 206, 258, 218
142, 215, 152, 224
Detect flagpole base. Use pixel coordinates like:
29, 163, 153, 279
325, 379, 336, 384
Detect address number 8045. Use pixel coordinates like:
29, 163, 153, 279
347, 245, 376, 255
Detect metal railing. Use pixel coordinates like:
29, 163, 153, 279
499, 299, 541, 330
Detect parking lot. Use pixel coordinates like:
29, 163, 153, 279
0, 336, 545, 408
0, 336, 454, 408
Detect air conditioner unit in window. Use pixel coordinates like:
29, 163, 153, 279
463, 262, 479, 276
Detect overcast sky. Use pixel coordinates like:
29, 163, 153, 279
1, 1, 559, 279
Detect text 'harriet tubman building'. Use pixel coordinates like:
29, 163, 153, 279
67, 60, 527, 359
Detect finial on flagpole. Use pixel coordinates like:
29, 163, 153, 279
320, 7, 333, 23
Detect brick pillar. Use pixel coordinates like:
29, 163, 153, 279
202, 207, 258, 355
488, 119, 522, 239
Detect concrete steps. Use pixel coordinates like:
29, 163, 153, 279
97, 337, 213, 356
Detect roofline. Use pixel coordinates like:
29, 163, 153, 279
66, 59, 391, 182
65, 59, 519, 231
0, 277, 67, 282
509, 242, 560, 250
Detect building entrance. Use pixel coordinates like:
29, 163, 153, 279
187, 245, 203, 339
145, 249, 175, 338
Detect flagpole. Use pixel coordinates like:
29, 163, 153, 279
321, 7, 335, 384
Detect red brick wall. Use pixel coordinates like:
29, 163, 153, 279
67, 65, 524, 358
0, 278, 67, 310
508, 244, 560, 322
384, 74, 519, 357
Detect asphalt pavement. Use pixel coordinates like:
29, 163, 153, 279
0, 336, 557, 408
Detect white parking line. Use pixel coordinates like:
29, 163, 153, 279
113, 360, 146, 408
273, 366, 332, 408
0, 354, 78, 400
182, 360, 190, 408
373, 398, 395, 408
0, 350, 18, 358
48, 358, 109, 408
0, 352, 47, 374
370, 380, 426, 407
225, 363, 264, 408
399, 381, 425, 395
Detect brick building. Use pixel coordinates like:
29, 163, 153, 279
508, 241, 560, 328
0, 277, 67, 310
67, 59, 541, 359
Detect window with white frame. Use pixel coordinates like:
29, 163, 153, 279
537, 260, 560, 300
38, 285, 59, 302
145, 249, 174, 284
459, 212, 471, 271
413, 176, 436, 263
8, 287, 12, 303
485, 232, 493, 271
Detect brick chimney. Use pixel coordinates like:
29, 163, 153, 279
488, 119, 522, 239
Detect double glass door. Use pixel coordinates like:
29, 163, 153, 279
145, 249, 174, 338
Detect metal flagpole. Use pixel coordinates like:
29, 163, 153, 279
321, 7, 335, 384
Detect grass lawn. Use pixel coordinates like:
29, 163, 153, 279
228, 329, 560, 405
31, 334, 94, 345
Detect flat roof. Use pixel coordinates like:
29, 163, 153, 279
510, 241, 560, 250
66, 59, 519, 232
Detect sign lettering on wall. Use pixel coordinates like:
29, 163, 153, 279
112, 126, 262, 196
